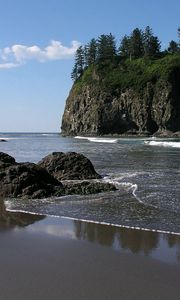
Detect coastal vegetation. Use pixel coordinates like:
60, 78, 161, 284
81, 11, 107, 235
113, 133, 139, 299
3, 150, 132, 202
61, 26, 180, 136
71, 26, 180, 93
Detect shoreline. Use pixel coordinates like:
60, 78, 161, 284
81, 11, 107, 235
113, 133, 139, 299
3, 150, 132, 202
0, 210, 180, 299
6, 208, 180, 236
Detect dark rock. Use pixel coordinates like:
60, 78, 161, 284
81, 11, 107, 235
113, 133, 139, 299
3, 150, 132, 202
0, 154, 64, 199
0, 152, 116, 199
153, 130, 180, 138
61, 70, 180, 136
0, 152, 16, 172
38, 152, 101, 180
0, 152, 16, 166
63, 181, 116, 195
0, 139, 7, 142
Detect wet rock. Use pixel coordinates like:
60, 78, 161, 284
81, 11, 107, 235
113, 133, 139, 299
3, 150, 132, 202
63, 181, 116, 195
0, 152, 16, 166
38, 152, 101, 180
0, 152, 116, 199
0, 153, 64, 199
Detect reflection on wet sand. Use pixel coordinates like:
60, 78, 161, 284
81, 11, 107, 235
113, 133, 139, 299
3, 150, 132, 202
1, 197, 180, 264
73, 220, 180, 260
0, 199, 44, 230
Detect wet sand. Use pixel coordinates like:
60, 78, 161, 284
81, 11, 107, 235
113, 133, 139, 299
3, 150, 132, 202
0, 211, 180, 300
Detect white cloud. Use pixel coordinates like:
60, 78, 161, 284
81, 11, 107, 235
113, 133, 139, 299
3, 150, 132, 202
0, 40, 80, 69
0, 62, 20, 69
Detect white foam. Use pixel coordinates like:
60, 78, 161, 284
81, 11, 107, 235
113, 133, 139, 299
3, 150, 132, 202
103, 177, 143, 204
74, 136, 90, 140
144, 141, 180, 148
5, 208, 180, 236
0, 137, 17, 140
75, 136, 118, 143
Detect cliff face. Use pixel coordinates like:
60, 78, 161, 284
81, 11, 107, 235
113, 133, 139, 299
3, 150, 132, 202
61, 68, 180, 136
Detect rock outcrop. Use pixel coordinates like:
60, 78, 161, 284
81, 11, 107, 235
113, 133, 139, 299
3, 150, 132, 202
38, 152, 101, 180
0, 153, 64, 199
61, 68, 180, 136
0, 152, 115, 199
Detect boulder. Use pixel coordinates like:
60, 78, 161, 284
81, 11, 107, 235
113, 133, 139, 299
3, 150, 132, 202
0, 152, 16, 166
0, 152, 116, 199
0, 153, 64, 199
38, 152, 101, 180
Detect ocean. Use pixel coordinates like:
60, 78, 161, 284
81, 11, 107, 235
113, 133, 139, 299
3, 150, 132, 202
0, 132, 180, 234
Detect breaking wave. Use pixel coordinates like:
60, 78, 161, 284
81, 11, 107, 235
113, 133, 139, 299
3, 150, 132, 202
75, 136, 118, 143
144, 141, 180, 148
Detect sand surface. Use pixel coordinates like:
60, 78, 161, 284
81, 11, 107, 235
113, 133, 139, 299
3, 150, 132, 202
0, 212, 180, 300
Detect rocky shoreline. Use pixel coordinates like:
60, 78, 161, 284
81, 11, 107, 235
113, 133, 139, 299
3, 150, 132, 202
62, 130, 180, 138
0, 152, 116, 199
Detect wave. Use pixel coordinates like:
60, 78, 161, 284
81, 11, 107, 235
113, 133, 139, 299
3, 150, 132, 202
144, 141, 180, 148
75, 136, 118, 143
0, 137, 17, 140
41, 133, 55, 136
5, 207, 180, 236
102, 176, 143, 204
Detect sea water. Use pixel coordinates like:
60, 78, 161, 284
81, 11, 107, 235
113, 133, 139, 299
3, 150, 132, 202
0, 132, 180, 234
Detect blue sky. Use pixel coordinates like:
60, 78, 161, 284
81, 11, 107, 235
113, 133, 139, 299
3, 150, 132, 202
0, 0, 179, 132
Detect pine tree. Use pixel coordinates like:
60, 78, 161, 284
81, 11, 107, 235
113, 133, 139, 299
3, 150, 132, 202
119, 35, 131, 58
71, 62, 78, 81
130, 28, 144, 58
87, 38, 97, 65
97, 33, 116, 61
71, 46, 85, 81
168, 40, 179, 54
83, 45, 89, 67
143, 26, 161, 58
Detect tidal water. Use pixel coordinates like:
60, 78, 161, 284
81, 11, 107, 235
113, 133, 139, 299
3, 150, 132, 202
0, 132, 180, 234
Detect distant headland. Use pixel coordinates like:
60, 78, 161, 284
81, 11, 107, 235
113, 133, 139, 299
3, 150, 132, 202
61, 26, 180, 137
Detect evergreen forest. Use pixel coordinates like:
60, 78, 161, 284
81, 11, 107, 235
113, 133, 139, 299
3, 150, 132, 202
71, 26, 180, 93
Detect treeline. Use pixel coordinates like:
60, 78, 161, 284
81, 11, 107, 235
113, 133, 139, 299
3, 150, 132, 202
71, 26, 180, 81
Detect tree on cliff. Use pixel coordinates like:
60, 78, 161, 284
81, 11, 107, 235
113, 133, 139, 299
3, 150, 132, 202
130, 28, 144, 58
143, 26, 161, 58
71, 46, 85, 81
86, 38, 97, 65
97, 34, 116, 61
168, 40, 179, 54
119, 35, 131, 58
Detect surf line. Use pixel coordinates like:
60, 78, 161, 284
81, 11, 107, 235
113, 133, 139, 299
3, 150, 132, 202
6, 208, 180, 236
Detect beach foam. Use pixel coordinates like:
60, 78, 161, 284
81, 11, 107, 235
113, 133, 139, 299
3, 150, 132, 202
144, 141, 180, 148
75, 136, 118, 143
5, 207, 180, 236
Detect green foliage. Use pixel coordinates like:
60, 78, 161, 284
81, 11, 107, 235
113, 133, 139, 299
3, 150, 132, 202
74, 53, 180, 94
103, 54, 180, 91
97, 33, 117, 61
71, 25, 180, 96
130, 28, 144, 58
87, 38, 97, 65
168, 40, 179, 54
73, 65, 94, 93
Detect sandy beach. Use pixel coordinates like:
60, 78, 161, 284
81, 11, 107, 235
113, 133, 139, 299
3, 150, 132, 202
0, 206, 180, 300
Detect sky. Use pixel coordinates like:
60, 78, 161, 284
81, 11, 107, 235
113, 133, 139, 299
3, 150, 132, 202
0, 0, 179, 132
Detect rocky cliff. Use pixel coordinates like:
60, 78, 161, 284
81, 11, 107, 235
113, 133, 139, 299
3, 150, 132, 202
61, 57, 180, 136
